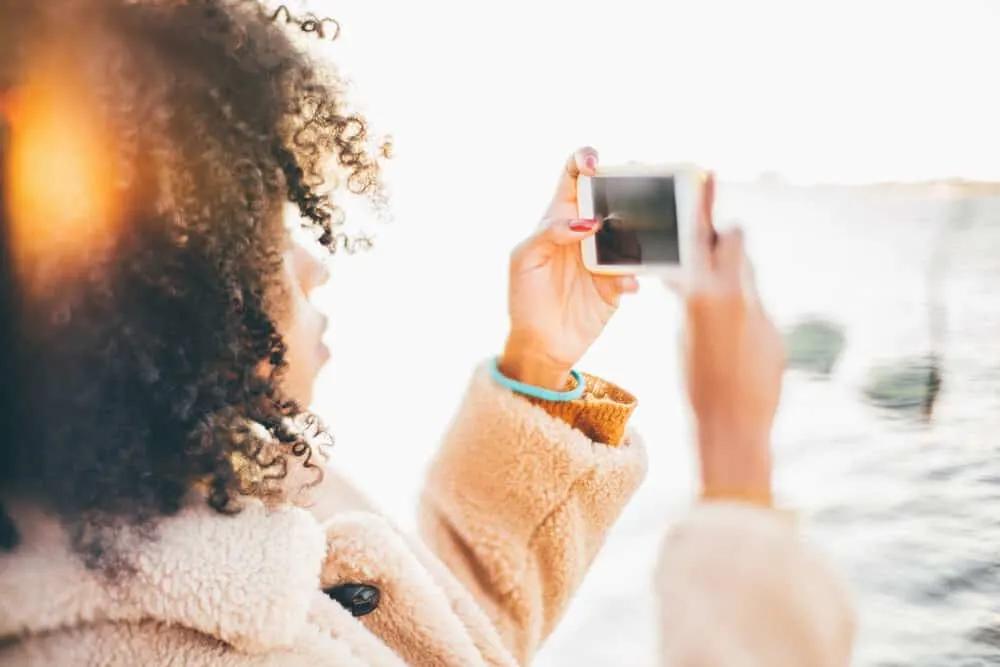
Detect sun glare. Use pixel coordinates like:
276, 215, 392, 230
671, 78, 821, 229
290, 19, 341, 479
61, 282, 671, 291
6, 59, 121, 283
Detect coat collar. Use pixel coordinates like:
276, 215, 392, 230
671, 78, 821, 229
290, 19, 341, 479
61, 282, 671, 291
0, 493, 328, 653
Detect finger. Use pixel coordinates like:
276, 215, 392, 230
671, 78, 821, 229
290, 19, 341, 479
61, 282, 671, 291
714, 227, 746, 283
741, 251, 759, 300
616, 275, 640, 294
715, 217, 757, 297
551, 146, 599, 206
692, 172, 717, 273
533, 217, 601, 247
660, 273, 686, 295
594, 278, 620, 308
593, 274, 637, 307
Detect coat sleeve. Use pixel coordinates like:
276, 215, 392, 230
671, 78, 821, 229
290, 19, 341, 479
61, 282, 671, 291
418, 362, 647, 664
654, 502, 856, 667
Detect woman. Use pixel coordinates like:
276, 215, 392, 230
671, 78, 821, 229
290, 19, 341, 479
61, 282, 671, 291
0, 1, 853, 665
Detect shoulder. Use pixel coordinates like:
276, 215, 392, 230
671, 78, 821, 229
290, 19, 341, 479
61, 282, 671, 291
1, 495, 506, 667
0, 496, 327, 652
0, 613, 401, 667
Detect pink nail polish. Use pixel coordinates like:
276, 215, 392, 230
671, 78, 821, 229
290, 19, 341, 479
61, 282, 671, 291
569, 219, 597, 232
583, 155, 597, 170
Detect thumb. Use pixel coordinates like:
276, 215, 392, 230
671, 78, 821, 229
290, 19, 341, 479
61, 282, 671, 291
714, 227, 746, 283
533, 217, 601, 247
660, 273, 687, 295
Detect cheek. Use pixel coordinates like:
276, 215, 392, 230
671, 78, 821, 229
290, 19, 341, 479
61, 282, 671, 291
277, 311, 312, 405
280, 283, 329, 377
283, 307, 312, 364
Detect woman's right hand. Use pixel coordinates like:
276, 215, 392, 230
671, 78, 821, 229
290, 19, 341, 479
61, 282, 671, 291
681, 175, 785, 503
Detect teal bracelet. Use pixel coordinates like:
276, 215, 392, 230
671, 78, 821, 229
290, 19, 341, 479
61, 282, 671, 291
488, 356, 585, 402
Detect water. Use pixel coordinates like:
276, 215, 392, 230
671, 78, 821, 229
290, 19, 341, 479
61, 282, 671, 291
535, 185, 1000, 667
316, 182, 1000, 666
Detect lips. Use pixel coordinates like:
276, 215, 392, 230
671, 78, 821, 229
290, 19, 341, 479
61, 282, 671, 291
317, 341, 331, 364
315, 312, 330, 363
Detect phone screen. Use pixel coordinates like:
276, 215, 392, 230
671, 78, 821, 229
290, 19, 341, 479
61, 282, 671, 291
590, 175, 679, 265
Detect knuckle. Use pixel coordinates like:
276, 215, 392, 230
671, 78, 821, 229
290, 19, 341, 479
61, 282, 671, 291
509, 238, 534, 264
538, 215, 559, 230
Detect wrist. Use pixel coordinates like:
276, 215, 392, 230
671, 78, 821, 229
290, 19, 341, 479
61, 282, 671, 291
499, 337, 573, 392
696, 419, 773, 501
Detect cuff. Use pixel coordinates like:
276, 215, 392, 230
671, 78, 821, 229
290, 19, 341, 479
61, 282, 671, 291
519, 372, 637, 447
700, 487, 775, 509
695, 499, 798, 527
656, 503, 854, 666
424, 362, 648, 575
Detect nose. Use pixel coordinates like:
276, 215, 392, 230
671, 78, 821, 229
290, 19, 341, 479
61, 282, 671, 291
290, 240, 330, 294
308, 254, 331, 292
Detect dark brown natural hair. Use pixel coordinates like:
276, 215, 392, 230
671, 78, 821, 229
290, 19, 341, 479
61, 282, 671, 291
0, 0, 388, 568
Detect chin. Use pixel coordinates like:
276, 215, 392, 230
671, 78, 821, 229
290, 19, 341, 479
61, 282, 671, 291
299, 389, 315, 409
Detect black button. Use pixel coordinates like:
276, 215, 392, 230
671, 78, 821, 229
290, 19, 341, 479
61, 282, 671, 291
324, 583, 381, 617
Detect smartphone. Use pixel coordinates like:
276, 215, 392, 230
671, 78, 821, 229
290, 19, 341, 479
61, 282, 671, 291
578, 165, 703, 276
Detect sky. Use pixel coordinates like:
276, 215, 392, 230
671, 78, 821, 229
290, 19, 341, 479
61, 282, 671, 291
299, 0, 1000, 528
304, 0, 1000, 184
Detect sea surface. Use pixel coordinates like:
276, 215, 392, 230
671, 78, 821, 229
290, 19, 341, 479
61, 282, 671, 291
316, 182, 1000, 666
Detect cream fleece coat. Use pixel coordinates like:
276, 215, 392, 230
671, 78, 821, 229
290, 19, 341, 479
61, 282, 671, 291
0, 363, 855, 666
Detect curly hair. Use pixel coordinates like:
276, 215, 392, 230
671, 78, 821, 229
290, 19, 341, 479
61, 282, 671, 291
0, 0, 388, 569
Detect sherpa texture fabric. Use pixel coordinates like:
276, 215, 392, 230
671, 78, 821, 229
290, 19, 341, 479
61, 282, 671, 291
0, 362, 853, 666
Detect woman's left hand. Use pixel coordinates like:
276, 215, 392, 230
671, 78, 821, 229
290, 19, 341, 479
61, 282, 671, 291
499, 147, 639, 390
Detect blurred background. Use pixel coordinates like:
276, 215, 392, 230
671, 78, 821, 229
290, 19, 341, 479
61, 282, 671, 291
293, 1, 1000, 664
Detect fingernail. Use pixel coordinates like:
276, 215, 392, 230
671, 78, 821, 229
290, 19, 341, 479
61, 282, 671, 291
618, 276, 639, 292
569, 219, 598, 232
583, 155, 597, 171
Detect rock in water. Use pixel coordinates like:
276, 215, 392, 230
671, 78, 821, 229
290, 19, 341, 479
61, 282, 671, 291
784, 318, 847, 376
862, 355, 942, 417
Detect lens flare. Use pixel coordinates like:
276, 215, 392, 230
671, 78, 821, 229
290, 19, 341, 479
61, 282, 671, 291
6, 57, 122, 286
